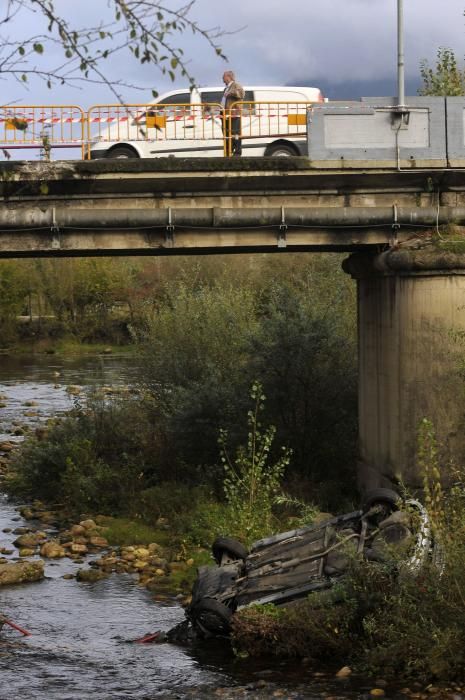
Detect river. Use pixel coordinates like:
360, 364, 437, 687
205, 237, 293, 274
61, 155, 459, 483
0, 353, 384, 699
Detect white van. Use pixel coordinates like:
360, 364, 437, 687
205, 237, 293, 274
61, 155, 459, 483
88, 85, 324, 159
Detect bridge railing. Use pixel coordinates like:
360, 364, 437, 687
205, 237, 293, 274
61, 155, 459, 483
0, 105, 85, 159
86, 103, 226, 158
226, 101, 315, 155
0, 102, 318, 160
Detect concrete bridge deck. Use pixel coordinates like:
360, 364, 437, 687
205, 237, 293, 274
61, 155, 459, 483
1, 158, 465, 257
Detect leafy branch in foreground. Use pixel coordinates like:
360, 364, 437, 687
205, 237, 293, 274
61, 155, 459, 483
219, 382, 291, 544
1, 0, 227, 100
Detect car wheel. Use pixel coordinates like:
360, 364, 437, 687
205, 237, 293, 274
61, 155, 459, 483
106, 146, 139, 159
361, 488, 401, 513
212, 537, 248, 566
265, 142, 298, 157
190, 597, 233, 636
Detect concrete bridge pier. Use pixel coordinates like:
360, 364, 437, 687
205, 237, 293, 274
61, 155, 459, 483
343, 248, 465, 491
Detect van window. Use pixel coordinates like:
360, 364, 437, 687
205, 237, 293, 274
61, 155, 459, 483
155, 92, 191, 116
200, 90, 255, 107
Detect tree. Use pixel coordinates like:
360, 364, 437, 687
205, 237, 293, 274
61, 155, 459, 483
1, 1, 225, 100
419, 47, 465, 96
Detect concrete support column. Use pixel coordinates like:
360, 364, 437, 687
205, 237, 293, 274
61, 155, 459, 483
343, 249, 465, 490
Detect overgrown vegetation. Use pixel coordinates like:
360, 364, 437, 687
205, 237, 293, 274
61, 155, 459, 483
7, 254, 358, 522
232, 423, 465, 683
218, 382, 291, 544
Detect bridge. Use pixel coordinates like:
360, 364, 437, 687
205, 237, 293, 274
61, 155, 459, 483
2, 157, 465, 491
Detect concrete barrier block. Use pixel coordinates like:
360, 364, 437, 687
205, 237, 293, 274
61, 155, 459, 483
307, 97, 447, 169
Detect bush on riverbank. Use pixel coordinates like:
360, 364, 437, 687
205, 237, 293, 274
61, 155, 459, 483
7, 397, 157, 514
137, 254, 358, 509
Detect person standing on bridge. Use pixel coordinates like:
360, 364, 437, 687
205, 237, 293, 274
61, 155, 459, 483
221, 70, 245, 156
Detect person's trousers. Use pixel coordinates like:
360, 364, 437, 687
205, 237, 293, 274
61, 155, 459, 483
222, 114, 242, 156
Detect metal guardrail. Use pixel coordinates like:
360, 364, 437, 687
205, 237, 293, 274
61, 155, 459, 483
0, 102, 317, 159
0, 106, 85, 159
86, 103, 225, 158
225, 101, 315, 155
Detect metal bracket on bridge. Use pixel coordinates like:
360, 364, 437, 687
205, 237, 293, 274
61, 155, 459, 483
278, 206, 287, 248
390, 204, 400, 248
165, 208, 175, 248
50, 207, 61, 250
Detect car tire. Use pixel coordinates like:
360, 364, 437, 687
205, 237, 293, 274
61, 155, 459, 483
265, 142, 299, 157
361, 488, 401, 513
212, 537, 248, 566
190, 597, 233, 636
106, 146, 139, 159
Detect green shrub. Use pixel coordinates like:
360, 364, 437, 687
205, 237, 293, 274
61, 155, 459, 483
8, 397, 155, 514
218, 383, 291, 544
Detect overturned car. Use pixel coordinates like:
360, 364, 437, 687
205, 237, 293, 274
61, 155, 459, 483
187, 488, 439, 638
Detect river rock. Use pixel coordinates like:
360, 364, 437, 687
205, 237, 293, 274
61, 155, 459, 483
0, 441, 15, 452
19, 548, 36, 557
336, 666, 352, 678
69, 543, 88, 554
79, 519, 97, 530
13, 527, 29, 535
0, 560, 44, 585
14, 532, 47, 548
76, 568, 108, 583
66, 385, 82, 395
72, 536, 88, 545
134, 547, 150, 559
37, 511, 57, 524
19, 507, 35, 520
148, 542, 163, 555
40, 541, 66, 558
89, 536, 108, 548
70, 524, 86, 537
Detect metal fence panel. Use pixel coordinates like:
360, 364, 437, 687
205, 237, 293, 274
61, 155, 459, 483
0, 105, 85, 159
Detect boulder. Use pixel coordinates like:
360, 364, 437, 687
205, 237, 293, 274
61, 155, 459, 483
14, 532, 46, 549
40, 541, 66, 559
0, 442, 14, 452
70, 524, 86, 537
69, 543, 88, 554
79, 519, 97, 530
0, 560, 44, 586
76, 568, 108, 583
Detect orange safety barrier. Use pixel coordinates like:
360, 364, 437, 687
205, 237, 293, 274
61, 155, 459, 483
0, 105, 85, 159
0, 102, 318, 160
86, 103, 225, 158
225, 101, 316, 155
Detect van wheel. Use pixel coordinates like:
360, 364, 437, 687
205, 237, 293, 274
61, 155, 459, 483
265, 142, 298, 157
212, 537, 248, 566
107, 146, 139, 159
361, 488, 401, 514
190, 598, 233, 636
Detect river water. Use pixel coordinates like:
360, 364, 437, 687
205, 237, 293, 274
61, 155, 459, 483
0, 353, 383, 699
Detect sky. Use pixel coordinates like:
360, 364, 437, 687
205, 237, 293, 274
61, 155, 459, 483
3, 0, 465, 106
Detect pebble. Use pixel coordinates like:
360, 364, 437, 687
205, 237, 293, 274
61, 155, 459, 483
335, 666, 352, 678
